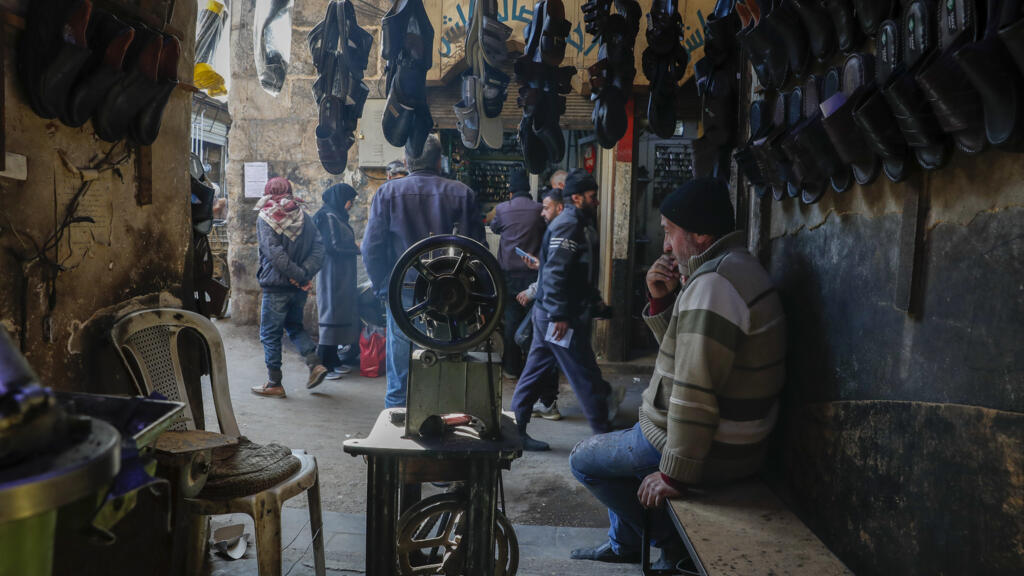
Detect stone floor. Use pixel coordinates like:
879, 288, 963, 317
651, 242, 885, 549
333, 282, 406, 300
199, 318, 656, 575
205, 507, 645, 576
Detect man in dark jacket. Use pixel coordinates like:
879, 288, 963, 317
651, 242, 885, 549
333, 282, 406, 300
490, 168, 545, 378
252, 177, 328, 397
362, 135, 486, 407
314, 183, 360, 380
510, 169, 618, 450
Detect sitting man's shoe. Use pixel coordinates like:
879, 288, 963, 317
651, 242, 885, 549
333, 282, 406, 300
651, 545, 694, 571
532, 400, 562, 420
570, 541, 640, 563
307, 364, 329, 389
251, 382, 286, 398
325, 368, 345, 380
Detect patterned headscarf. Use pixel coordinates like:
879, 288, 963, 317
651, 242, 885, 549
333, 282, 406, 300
255, 177, 305, 241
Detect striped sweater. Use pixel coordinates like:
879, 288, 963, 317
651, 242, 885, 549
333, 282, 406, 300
640, 231, 786, 485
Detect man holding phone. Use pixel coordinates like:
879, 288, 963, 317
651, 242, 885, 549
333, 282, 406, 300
490, 167, 546, 379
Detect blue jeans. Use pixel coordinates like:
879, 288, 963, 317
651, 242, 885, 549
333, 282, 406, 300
570, 423, 682, 554
385, 308, 412, 408
260, 290, 317, 381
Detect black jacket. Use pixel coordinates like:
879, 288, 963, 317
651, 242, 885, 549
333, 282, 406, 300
257, 216, 324, 291
535, 204, 602, 322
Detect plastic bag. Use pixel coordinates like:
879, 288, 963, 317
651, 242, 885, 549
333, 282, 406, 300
195, 1, 228, 96
253, 0, 293, 96
359, 326, 387, 378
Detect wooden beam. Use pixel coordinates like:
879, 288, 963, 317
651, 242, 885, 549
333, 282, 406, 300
894, 172, 927, 315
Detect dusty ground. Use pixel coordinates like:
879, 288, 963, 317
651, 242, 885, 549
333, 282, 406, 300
204, 319, 652, 529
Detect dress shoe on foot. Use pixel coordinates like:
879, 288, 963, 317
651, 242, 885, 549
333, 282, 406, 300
520, 430, 551, 451
570, 541, 640, 563
251, 382, 286, 398
307, 364, 329, 389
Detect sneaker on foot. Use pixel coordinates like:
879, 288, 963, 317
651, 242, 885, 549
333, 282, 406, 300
324, 369, 345, 380
532, 400, 562, 421
306, 364, 328, 389
336, 364, 352, 374
251, 382, 286, 398
607, 384, 626, 423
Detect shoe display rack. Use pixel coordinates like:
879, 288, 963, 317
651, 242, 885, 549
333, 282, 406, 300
446, 131, 525, 208
651, 142, 694, 207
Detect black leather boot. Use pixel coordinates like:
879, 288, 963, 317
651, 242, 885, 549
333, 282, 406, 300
789, 0, 836, 62
762, 0, 810, 79
851, 0, 895, 36
737, 14, 789, 90
822, 0, 862, 53
954, 0, 1024, 148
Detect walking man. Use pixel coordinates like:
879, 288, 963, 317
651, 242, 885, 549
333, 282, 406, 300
362, 135, 486, 407
569, 178, 786, 569
252, 177, 328, 397
313, 183, 361, 380
490, 167, 546, 379
510, 169, 619, 450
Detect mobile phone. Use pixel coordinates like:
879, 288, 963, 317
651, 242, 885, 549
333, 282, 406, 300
514, 247, 536, 261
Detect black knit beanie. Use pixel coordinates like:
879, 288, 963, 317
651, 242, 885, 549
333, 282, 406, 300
509, 168, 531, 194
564, 168, 598, 198
659, 178, 735, 237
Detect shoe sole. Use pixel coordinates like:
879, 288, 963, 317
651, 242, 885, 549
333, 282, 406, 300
534, 412, 562, 421
307, 368, 329, 389
251, 389, 287, 398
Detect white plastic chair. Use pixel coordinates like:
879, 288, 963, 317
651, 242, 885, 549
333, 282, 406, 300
111, 308, 326, 576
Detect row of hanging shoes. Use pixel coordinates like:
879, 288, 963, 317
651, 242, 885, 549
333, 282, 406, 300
308, 0, 373, 174
584, 0, 642, 148
642, 0, 689, 139
515, 0, 577, 174
20, 0, 180, 145
381, 0, 435, 157
454, 0, 513, 150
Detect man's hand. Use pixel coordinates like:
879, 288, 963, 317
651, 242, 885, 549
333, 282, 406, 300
637, 472, 683, 508
521, 254, 539, 270
551, 320, 570, 341
516, 291, 532, 306
646, 255, 681, 300
300, 281, 313, 293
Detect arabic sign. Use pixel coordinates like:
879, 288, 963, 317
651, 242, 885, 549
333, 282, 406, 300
426, 0, 715, 90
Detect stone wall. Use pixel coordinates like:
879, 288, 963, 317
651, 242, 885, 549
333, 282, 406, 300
226, 0, 391, 326
0, 1, 196, 395
760, 149, 1024, 575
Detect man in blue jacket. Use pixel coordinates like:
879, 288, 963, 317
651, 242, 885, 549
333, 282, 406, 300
510, 169, 618, 450
252, 177, 328, 397
362, 135, 486, 407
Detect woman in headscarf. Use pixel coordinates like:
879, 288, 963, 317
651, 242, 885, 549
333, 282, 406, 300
313, 183, 360, 379
252, 177, 328, 397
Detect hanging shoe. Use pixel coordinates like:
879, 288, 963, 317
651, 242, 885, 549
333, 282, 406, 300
92, 26, 163, 142
63, 10, 134, 127
131, 35, 180, 145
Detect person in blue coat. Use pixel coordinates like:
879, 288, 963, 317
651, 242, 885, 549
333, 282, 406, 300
314, 183, 361, 380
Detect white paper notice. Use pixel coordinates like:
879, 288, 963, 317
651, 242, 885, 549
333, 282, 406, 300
244, 162, 268, 198
544, 322, 573, 348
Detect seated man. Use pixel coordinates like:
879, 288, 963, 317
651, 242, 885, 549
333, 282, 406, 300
569, 178, 786, 569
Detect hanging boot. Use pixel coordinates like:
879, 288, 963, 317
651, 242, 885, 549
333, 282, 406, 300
851, 0, 895, 36
822, 53, 882, 187
789, 0, 836, 62
822, 0, 862, 53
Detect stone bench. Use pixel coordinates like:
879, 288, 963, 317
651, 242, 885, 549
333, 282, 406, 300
646, 479, 853, 576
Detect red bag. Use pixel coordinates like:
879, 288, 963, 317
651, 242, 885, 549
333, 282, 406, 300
359, 326, 387, 378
